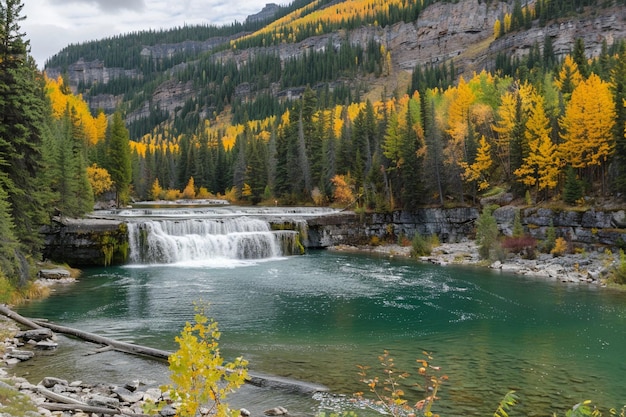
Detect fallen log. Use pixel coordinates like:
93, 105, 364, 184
36, 384, 87, 405
31, 319, 171, 360
1, 303, 169, 360
0, 304, 43, 329
0, 304, 329, 394
39, 402, 150, 417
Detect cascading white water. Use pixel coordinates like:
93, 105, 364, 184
127, 217, 298, 264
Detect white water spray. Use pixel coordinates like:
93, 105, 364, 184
127, 217, 299, 264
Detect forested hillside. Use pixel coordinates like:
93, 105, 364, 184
3, 0, 626, 298
43, 0, 626, 209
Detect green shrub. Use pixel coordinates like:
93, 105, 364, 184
541, 220, 556, 253
609, 249, 626, 285
476, 206, 500, 260
411, 234, 431, 257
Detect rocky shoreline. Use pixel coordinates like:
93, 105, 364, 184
330, 240, 618, 284
1, 316, 165, 417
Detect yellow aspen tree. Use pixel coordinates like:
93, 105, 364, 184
514, 97, 559, 196
493, 19, 501, 39
503, 13, 512, 32
445, 77, 476, 165
86, 164, 113, 197
459, 135, 493, 190
151, 178, 164, 200
182, 177, 196, 199
95, 111, 108, 144
331, 174, 355, 205
559, 73, 616, 169
492, 91, 516, 176
554, 55, 582, 101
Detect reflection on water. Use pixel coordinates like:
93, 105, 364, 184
14, 251, 626, 416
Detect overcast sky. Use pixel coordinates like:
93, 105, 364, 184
22, 0, 280, 68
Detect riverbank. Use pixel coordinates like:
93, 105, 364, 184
330, 240, 617, 284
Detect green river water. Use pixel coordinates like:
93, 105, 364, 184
14, 250, 626, 416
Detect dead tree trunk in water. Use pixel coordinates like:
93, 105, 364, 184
0, 304, 170, 360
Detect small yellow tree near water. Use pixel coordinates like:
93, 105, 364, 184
355, 351, 447, 417
162, 305, 248, 417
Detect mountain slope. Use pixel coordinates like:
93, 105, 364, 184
44, 0, 626, 140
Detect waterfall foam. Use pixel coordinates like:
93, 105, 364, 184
127, 217, 298, 265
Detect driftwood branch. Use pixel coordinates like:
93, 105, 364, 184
39, 402, 151, 417
0, 303, 170, 360
31, 319, 172, 360
0, 304, 43, 329
36, 385, 87, 405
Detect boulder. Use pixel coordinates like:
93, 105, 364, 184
113, 386, 144, 404
87, 394, 120, 408
16, 328, 54, 342
41, 377, 68, 388
6, 349, 35, 361
37, 269, 71, 280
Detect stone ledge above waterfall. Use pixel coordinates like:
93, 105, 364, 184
42, 217, 129, 267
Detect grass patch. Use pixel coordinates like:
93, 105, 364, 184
0, 380, 39, 417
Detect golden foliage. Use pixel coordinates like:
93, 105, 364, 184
182, 177, 196, 199
86, 164, 113, 197
551, 237, 568, 257
151, 178, 164, 201
45, 75, 105, 146
460, 135, 493, 190
559, 73, 616, 169
554, 55, 582, 97
331, 174, 355, 206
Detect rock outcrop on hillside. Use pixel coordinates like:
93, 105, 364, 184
45, 0, 626, 118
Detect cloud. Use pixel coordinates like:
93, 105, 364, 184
22, 0, 284, 67
49, 0, 146, 13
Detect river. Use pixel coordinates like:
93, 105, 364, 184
13, 208, 626, 416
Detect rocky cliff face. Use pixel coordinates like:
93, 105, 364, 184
307, 207, 626, 252
42, 218, 129, 267
47, 0, 626, 117
306, 208, 481, 248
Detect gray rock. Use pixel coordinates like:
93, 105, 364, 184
16, 328, 54, 342
35, 340, 58, 350
37, 268, 71, 280
87, 394, 120, 408
264, 407, 289, 416
144, 388, 162, 402
124, 380, 140, 392
159, 405, 177, 417
41, 377, 68, 388
7, 349, 34, 361
113, 386, 144, 403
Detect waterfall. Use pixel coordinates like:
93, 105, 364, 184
126, 217, 299, 265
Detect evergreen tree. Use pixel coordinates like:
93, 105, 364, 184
572, 38, 589, 79
563, 165, 583, 205
0, 182, 20, 281
476, 205, 500, 260
611, 43, 626, 193
399, 97, 424, 210
106, 112, 132, 206
0, 0, 52, 256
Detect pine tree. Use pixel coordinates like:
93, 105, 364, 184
106, 112, 132, 206
563, 166, 583, 204
0, 0, 52, 255
610, 43, 626, 193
